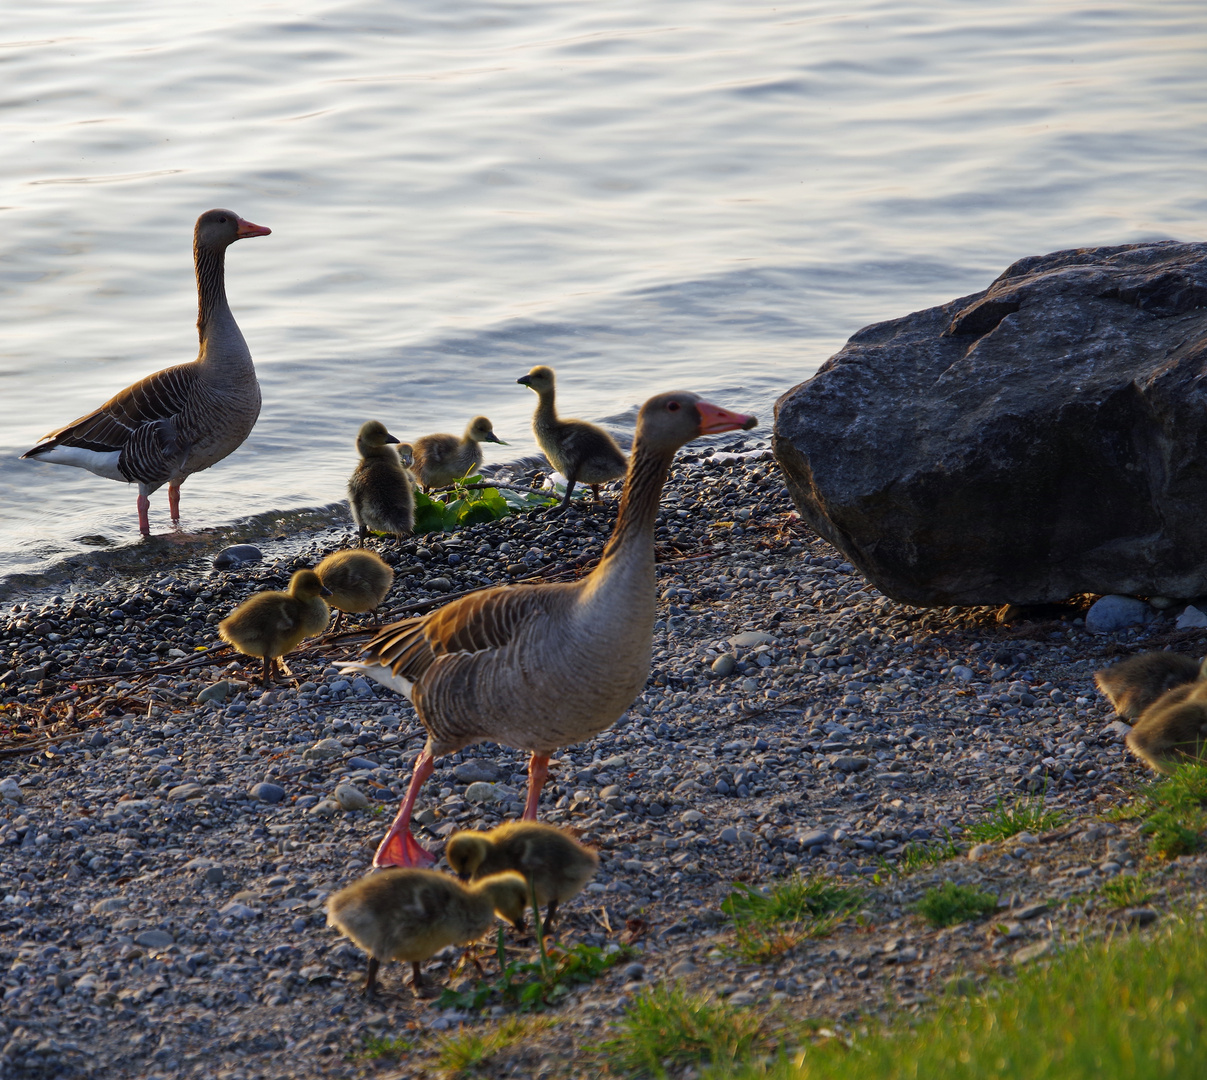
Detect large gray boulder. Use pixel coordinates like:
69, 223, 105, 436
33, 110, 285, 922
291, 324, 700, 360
774, 241, 1207, 606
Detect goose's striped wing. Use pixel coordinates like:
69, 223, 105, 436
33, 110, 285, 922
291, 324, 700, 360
23, 362, 198, 484
361, 584, 555, 684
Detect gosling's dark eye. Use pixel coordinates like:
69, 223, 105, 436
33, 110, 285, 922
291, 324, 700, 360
667, 401, 681, 412
218, 215, 228, 223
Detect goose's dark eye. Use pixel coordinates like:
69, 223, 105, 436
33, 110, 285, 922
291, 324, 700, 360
667, 401, 681, 412
218, 215, 228, 223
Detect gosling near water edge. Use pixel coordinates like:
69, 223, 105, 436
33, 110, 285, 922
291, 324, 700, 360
348, 420, 415, 542
446, 821, 599, 931
326, 868, 528, 997
411, 416, 504, 491
517, 365, 627, 510
316, 550, 394, 629
217, 569, 331, 685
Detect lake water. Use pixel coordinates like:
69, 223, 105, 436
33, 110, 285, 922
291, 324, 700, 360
2, 0, 1204, 583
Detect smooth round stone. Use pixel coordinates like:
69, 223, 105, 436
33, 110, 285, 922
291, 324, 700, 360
308, 800, 340, 818
968, 843, 997, 861
740, 678, 759, 694
668, 959, 698, 976
91, 897, 127, 914
213, 544, 263, 569
797, 829, 831, 848
302, 738, 345, 761
196, 680, 231, 704
729, 630, 774, 648
465, 782, 500, 804
621, 962, 645, 982
427, 577, 453, 592
711, 653, 737, 677
334, 783, 371, 811
832, 756, 870, 773
0, 777, 23, 803
1125, 907, 1159, 926
720, 826, 740, 844
346, 756, 379, 771
453, 759, 499, 783
134, 930, 174, 950
1084, 595, 1152, 634
250, 782, 286, 804
219, 902, 257, 920
167, 783, 205, 801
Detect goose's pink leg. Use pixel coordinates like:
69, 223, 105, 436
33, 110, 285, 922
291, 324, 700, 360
523, 753, 550, 820
168, 483, 181, 524
373, 749, 437, 868
137, 493, 151, 536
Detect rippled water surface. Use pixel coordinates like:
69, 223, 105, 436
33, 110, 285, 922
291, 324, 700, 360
2, 1, 1204, 581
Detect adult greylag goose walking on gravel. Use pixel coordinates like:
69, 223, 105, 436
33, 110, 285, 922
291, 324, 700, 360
341, 391, 757, 867
410, 416, 503, 491
21, 209, 270, 535
517, 365, 627, 510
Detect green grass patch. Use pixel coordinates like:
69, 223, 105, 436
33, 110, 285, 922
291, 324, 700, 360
437, 925, 628, 1013
1100, 872, 1155, 909
713, 913, 1207, 1080
912, 882, 999, 927
434, 1016, 553, 1076
965, 793, 1064, 843
876, 830, 962, 877
357, 1035, 414, 1061
1136, 765, 1207, 860
723, 875, 863, 961
601, 983, 774, 1079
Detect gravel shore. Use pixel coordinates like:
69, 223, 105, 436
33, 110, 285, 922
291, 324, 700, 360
2, 437, 1206, 1079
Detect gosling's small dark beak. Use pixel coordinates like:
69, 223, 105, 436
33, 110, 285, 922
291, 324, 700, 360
484, 432, 505, 444
456, 871, 471, 882
513, 915, 526, 933
320, 586, 333, 597
517, 375, 532, 386
383, 432, 401, 444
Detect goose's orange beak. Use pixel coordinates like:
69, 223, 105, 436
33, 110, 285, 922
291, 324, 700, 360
697, 401, 758, 435
236, 217, 271, 239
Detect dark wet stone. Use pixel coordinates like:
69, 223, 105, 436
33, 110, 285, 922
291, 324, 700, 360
214, 544, 264, 569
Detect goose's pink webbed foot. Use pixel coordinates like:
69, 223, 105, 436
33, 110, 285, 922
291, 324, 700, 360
373, 748, 437, 868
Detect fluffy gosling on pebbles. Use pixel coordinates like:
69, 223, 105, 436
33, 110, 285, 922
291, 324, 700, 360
348, 420, 415, 542
1094, 651, 1205, 719
326, 868, 528, 997
446, 822, 599, 930
316, 549, 394, 629
1125, 680, 1207, 775
217, 569, 330, 685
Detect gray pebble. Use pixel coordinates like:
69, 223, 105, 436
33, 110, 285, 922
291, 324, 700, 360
711, 653, 737, 677
453, 759, 499, 783
134, 930, 174, 950
213, 544, 263, 569
334, 783, 371, 811
621, 962, 645, 982
250, 782, 286, 804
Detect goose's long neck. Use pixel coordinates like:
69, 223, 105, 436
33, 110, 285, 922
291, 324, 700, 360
597, 441, 674, 572
533, 388, 559, 430
195, 241, 246, 366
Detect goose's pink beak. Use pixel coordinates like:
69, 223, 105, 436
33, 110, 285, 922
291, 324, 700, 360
236, 217, 271, 239
697, 401, 758, 435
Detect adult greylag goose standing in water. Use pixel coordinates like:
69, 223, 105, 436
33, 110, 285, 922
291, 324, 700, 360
517, 365, 627, 510
410, 416, 503, 491
341, 391, 757, 867
21, 209, 271, 535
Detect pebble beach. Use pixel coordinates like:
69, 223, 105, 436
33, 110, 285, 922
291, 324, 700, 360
3, 436, 1207, 1079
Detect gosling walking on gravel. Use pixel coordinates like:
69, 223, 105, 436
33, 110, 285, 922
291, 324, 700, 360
348, 420, 415, 542
1125, 679, 1207, 775
326, 868, 528, 997
316, 550, 394, 629
447, 821, 599, 931
217, 569, 331, 685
